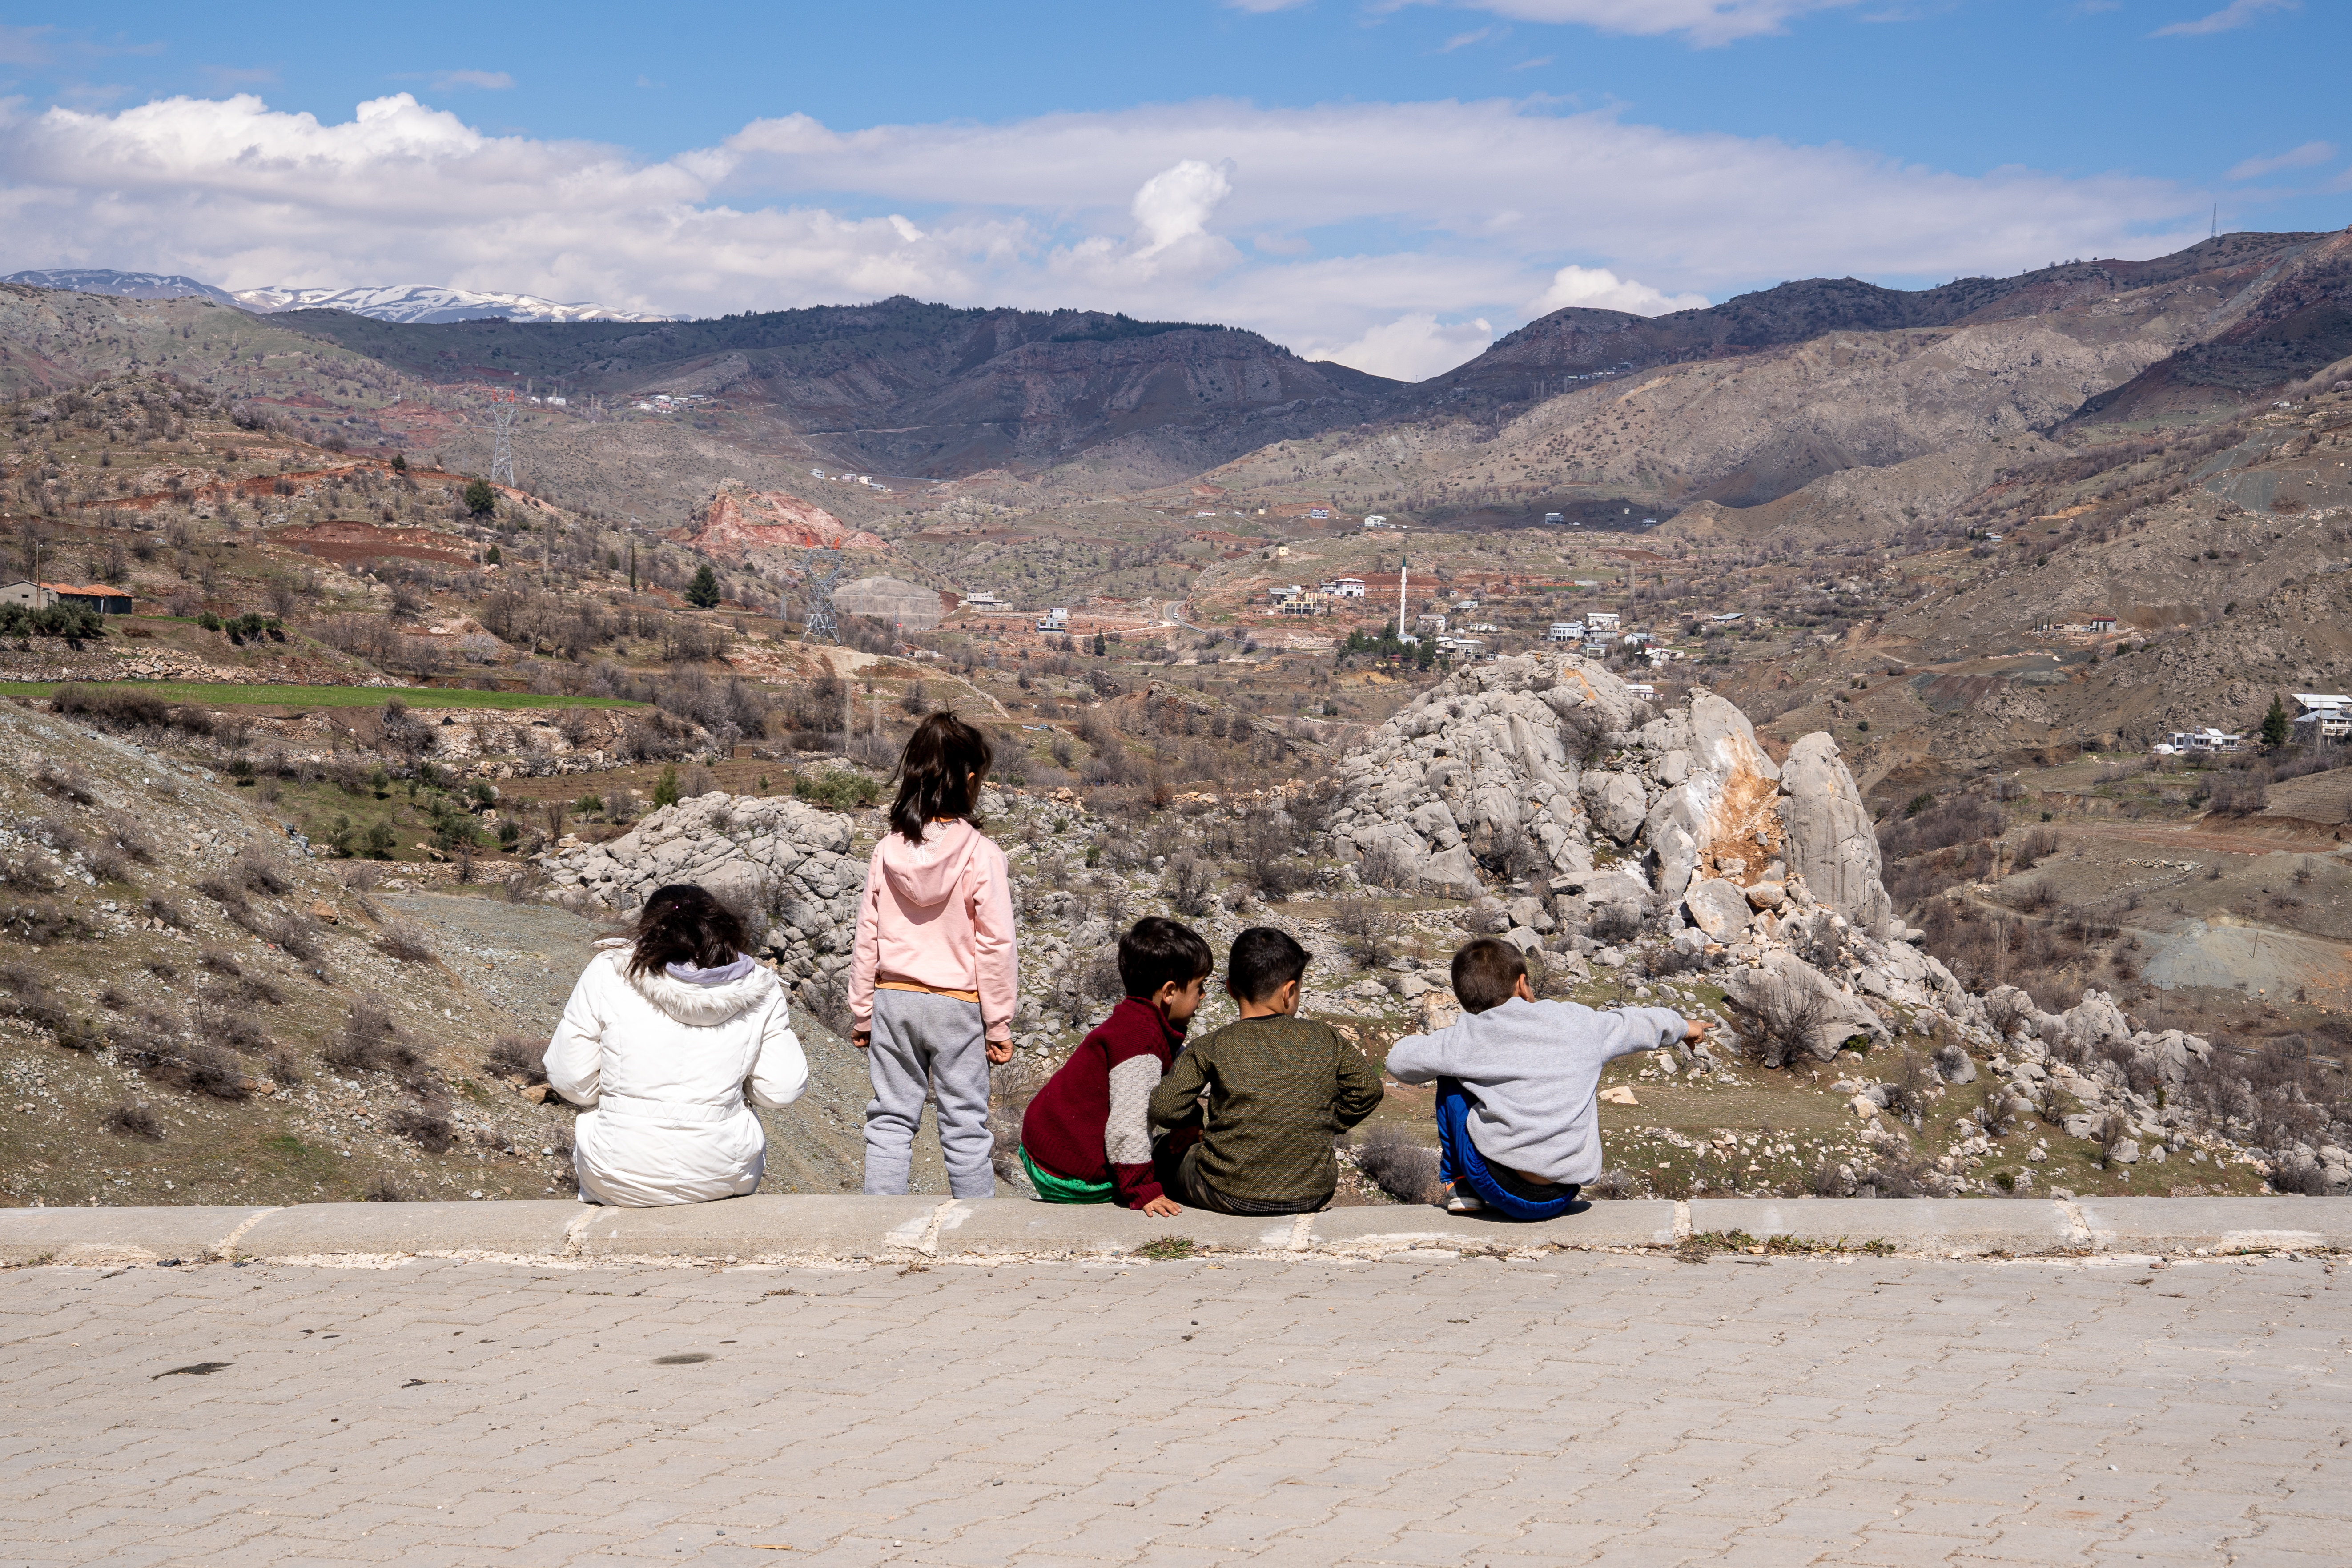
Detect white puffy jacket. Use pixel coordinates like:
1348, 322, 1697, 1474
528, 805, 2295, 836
547, 943, 809, 1207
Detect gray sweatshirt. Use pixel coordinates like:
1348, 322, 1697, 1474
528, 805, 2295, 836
1385, 998, 1687, 1185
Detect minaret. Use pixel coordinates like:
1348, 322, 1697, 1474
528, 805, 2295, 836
1398, 555, 1408, 640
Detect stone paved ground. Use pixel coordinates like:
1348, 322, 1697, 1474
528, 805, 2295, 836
1, 1252, 2344, 1567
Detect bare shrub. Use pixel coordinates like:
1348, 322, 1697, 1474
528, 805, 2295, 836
362, 1171, 410, 1203
376, 923, 438, 963
1734, 973, 1829, 1068
389, 1104, 454, 1153
1973, 1081, 2020, 1139
199, 948, 242, 978
145, 894, 189, 929
2012, 828, 2060, 871
1584, 1168, 1637, 1200
325, 995, 421, 1075
232, 846, 293, 897
103, 1102, 165, 1140
32, 757, 98, 805
240, 972, 285, 1007
484, 1034, 548, 1084
1355, 838, 1410, 891
1165, 852, 1215, 917
1353, 1125, 1442, 1205
1330, 897, 1395, 968
1239, 809, 1302, 898
2090, 1110, 2132, 1170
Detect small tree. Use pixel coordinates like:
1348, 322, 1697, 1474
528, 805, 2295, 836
653, 765, 681, 808
2260, 693, 2290, 749
484, 543, 502, 566
1092, 631, 1108, 656
685, 565, 721, 609
464, 478, 496, 516
390, 452, 408, 473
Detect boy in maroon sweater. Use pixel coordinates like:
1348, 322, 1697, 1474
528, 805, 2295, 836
1018, 918, 1214, 1215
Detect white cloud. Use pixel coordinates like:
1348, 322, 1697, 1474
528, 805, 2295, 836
2152, 0, 2296, 36
2225, 140, 2334, 181
1527, 264, 1709, 315
1391, 0, 1864, 47
0, 92, 2203, 370
430, 69, 514, 90
1306, 313, 1494, 380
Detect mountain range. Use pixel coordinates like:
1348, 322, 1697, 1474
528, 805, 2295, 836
0, 269, 672, 325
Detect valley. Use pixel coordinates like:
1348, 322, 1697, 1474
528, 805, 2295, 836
3, 228, 2348, 1210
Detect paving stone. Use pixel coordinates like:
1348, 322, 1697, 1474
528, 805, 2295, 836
1, 1250, 2344, 1565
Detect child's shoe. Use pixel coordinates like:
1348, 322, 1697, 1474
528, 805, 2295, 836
1439, 1182, 1484, 1215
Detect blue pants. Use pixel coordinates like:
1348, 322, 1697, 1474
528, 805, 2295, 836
1435, 1078, 1581, 1222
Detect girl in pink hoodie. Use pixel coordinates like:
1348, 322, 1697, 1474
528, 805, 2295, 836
849, 711, 1018, 1197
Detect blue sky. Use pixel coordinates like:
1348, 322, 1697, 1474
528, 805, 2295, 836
1, 0, 2342, 377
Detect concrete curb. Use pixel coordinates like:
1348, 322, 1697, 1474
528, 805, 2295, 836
0, 1196, 2343, 1268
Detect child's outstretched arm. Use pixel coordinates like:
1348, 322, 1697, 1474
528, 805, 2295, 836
1148, 1041, 1212, 1133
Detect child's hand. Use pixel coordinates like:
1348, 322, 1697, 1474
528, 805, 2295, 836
852, 1031, 869, 1050
1141, 1196, 1183, 1218
985, 1038, 1014, 1065
1684, 1019, 1713, 1045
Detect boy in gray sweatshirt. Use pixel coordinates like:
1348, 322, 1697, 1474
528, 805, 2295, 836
1385, 937, 1709, 1219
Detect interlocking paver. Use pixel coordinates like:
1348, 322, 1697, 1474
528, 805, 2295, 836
1, 1252, 2344, 1565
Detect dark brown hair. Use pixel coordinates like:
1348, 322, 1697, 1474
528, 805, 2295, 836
1118, 917, 1214, 999
889, 711, 993, 843
1450, 936, 1528, 1014
624, 883, 749, 979
1227, 926, 1309, 1004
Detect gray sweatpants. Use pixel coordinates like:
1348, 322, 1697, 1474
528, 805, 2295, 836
863, 988, 996, 1198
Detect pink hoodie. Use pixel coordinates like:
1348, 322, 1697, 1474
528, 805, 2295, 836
848, 818, 1018, 1042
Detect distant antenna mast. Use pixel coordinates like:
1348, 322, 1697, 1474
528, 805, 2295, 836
488, 393, 518, 486
2211, 203, 2218, 240
800, 549, 845, 643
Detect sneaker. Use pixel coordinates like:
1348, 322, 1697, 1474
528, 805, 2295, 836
1443, 1185, 1485, 1215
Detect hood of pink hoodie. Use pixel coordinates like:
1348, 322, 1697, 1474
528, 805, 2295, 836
876, 818, 979, 906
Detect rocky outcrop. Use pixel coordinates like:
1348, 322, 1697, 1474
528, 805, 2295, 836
686, 482, 887, 563
538, 792, 867, 1010
1775, 732, 1894, 937
1328, 651, 1962, 1042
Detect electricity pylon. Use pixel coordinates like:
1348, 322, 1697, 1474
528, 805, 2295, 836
488, 394, 518, 486
800, 549, 845, 643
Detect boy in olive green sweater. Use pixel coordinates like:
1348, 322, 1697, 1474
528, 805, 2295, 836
1147, 927, 1383, 1214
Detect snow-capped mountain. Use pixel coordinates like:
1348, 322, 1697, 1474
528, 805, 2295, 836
230, 283, 673, 325
3, 267, 672, 324
4, 269, 241, 306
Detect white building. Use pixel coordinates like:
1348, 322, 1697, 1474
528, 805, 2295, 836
1543, 512, 1564, 526
1361, 515, 1389, 530
1037, 607, 1069, 632
1586, 611, 1621, 631
2292, 693, 2351, 741
1323, 577, 1367, 599
963, 591, 1005, 609
1544, 621, 1584, 643
2157, 728, 2243, 754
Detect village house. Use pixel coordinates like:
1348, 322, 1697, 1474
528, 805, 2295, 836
1036, 607, 1069, 632
1586, 611, 1622, 632
1321, 577, 1367, 599
2, 581, 133, 613
1545, 621, 1584, 643
2291, 694, 2351, 742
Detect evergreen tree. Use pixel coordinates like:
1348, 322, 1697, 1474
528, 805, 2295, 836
1092, 631, 1108, 656
2261, 693, 2291, 749
463, 478, 496, 516
685, 564, 720, 609
484, 544, 502, 566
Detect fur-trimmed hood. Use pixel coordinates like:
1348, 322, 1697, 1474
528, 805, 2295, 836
607, 945, 779, 1027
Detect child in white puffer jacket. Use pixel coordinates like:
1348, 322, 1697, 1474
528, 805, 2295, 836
547, 883, 808, 1206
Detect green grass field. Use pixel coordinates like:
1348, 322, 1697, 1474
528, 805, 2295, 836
0, 681, 642, 711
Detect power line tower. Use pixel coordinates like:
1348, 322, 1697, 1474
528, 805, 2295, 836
800, 549, 845, 643
488, 394, 518, 486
